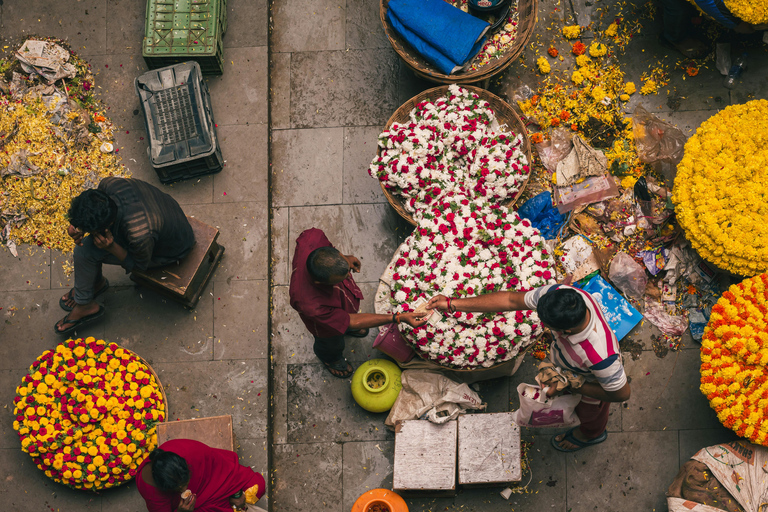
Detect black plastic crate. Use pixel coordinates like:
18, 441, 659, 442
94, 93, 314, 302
135, 61, 223, 184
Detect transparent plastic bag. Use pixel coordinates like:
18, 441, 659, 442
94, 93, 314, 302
632, 105, 687, 164
536, 128, 573, 172
608, 252, 648, 299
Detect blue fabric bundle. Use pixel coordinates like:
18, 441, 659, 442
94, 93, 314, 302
387, 0, 490, 75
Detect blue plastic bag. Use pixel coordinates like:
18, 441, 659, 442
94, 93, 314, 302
517, 191, 567, 240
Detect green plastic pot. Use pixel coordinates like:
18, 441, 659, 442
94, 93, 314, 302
350, 359, 403, 413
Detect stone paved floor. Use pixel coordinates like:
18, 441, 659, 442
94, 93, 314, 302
0, 0, 767, 510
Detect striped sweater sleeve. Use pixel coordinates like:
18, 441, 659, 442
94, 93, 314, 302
589, 354, 627, 392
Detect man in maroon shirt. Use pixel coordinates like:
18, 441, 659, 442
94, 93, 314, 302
289, 228, 426, 378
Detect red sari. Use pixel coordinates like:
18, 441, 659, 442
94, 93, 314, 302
136, 439, 265, 512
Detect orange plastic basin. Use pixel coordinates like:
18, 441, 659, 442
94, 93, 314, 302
351, 489, 408, 512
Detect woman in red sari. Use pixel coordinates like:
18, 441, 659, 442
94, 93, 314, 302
137, 439, 266, 512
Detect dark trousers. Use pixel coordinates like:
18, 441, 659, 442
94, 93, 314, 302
660, 0, 695, 43
313, 334, 346, 364
576, 400, 611, 439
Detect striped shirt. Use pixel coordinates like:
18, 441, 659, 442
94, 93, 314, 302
524, 284, 627, 394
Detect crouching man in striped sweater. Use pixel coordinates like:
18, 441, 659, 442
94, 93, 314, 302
427, 284, 630, 452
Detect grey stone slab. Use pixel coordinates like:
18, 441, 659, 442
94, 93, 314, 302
271, 207, 290, 286
87, 54, 149, 130
271, 128, 344, 207
213, 279, 269, 360
271, 0, 345, 53
236, 437, 270, 510
0, 246, 50, 292
290, 49, 400, 128
106, 0, 145, 55
396, 59, 436, 106
207, 46, 269, 126
286, 363, 394, 444
102, 481, 147, 512
223, 0, 269, 48
287, 203, 412, 284
731, 51, 768, 105
475, 376, 511, 413
0, 447, 102, 512
564, 430, 679, 512
213, 123, 269, 204
272, 442, 342, 512
0, 290, 105, 370
346, 0, 390, 50
102, 286, 214, 363
1, 0, 107, 55
184, 202, 269, 282
342, 441, 394, 511
270, 53, 292, 130
663, 108, 722, 138
678, 428, 739, 465
622, 349, 721, 431
156, 359, 268, 438
0, 368, 28, 449
343, 126, 389, 204
273, 363, 290, 445
50, 250, 75, 290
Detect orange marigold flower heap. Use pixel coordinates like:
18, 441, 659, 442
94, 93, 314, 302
12, 338, 166, 490
700, 274, 768, 445
572, 42, 587, 56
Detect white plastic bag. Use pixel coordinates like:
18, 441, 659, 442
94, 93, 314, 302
510, 383, 581, 428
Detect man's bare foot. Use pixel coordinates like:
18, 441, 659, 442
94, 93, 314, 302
60, 278, 108, 310
56, 302, 101, 332
551, 427, 608, 452
554, 428, 590, 450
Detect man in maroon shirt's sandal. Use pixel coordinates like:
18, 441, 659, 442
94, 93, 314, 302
289, 228, 427, 378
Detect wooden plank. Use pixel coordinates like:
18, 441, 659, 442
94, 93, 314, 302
457, 412, 521, 485
393, 419, 457, 495
157, 415, 234, 452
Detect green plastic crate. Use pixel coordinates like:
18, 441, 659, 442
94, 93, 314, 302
143, 0, 228, 75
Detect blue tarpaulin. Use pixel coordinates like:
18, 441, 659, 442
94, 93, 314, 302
576, 275, 643, 341
516, 191, 567, 240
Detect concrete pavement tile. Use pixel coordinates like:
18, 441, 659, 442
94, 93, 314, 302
622, 349, 721, 431
213, 279, 269, 360
396, 60, 435, 106
287, 203, 412, 283
0, 447, 102, 512
156, 359, 268, 438
184, 202, 268, 282
271, 128, 344, 207
0, 290, 105, 370
106, 0, 145, 55
272, 442, 342, 512
0, 368, 28, 449
236, 437, 270, 509
343, 126, 388, 204
102, 287, 214, 363
290, 50, 400, 128
207, 46, 269, 126
731, 55, 768, 105
1, 0, 106, 55
271, 208, 290, 286
223, 0, 269, 48
50, 250, 75, 290
214, 123, 269, 204
342, 440, 394, 511
475, 376, 511, 413
564, 430, 679, 512
270, 53, 292, 130
273, 363, 289, 445
678, 428, 738, 465
88, 54, 149, 131
271, 285, 316, 366
286, 363, 394, 443
101, 482, 147, 512
271, 0, 345, 53
0, 247, 50, 292
346, 0, 390, 50
665, 108, 722, 137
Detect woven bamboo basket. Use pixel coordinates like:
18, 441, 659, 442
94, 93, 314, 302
380, 0, 538, 84
377, 85, 532, 226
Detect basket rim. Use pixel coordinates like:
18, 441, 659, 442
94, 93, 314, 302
376, 85, 533, 226
127, 348, 169, 418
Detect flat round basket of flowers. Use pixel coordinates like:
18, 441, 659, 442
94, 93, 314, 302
673, 99, 768, 277
374, 193, 556, 369
686, 0, 768, 26
700, 273, 768, 444
12, 337, 167, 490
380, 0, 538, 83
370, 85, 532, 226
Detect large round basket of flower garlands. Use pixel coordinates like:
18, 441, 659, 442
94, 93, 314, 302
370, 85, 532, 226
686, 0, 768, 26
375, 193, 555, 369
380, 0, 538, 83
11, 337, 167, 490
700, 273, 768, 445
673, 100, 768, 277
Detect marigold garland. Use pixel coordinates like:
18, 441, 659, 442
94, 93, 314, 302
12, 338, 165, 490
673, 100, 768, 276
700, 274, 768, 445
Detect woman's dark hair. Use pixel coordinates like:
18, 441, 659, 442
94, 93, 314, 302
149, 448, 190, 492
306, 246, 349, 283
67, 189, 117, 233
536, 288, 588, 331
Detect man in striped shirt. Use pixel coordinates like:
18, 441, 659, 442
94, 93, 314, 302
427, 283, 630, 452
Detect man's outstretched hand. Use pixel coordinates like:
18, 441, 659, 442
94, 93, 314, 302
426, 294, 449, 311
399, 311, 429, 327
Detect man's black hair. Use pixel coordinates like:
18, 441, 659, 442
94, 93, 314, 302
149, 448, 190, 492
307, 246, 349, 283
536, 288, 588, 331
68, 189, 117, 233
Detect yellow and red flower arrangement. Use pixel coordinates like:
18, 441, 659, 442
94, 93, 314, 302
12, 337, 165, 490
700, 274, 768, 445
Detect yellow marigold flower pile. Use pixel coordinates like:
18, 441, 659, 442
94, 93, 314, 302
673, 100, 768, 276
700, 274, 768, 444
537, 56, 551, 74
687, 0, 768, 24
12, 338, 165, 490
589, 42, 608, 57
562, 25, 581, 39
640, 80, 658, 94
